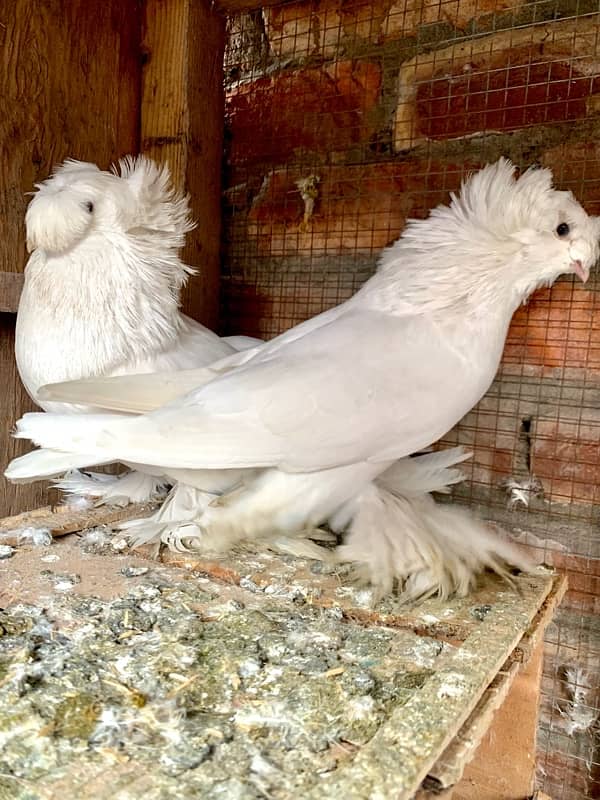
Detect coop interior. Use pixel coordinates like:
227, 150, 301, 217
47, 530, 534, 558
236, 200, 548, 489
1, 0, 599, 798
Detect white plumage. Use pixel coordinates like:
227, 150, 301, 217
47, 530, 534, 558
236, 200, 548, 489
16, 155, 259, 501
8, 159, 599, 598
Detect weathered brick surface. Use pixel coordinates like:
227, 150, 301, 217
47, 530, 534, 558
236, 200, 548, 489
265, 0, 525, 60
531, 417, 600, 504
241, 158, 482, 255
394, 16, 600, 150
504, 280, 600, 375
541, 141, 600, 215
226, 60, 381, 166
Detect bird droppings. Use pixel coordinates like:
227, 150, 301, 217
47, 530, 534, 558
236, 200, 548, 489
40, 553, 61, 563
437, 673, 469, 699
470, 604, 492, 622
0, 527, 52, 548
121, 566, 150, 578
0, 545, 15, 559
0, 584, 430, 797
40, 570, 82, 593
0, 537, 559, 799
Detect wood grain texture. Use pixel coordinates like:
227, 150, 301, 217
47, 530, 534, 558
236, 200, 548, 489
0, 0, 142, 278
0, 314, 49, 516
215, 0, 282, 12
141, 0, 225, 329
0, 0, 142, 514
0, 273, 24, 313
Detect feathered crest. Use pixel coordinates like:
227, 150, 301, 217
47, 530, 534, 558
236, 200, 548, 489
51, 159, 102, 180
25, 160, 103, 253
116, 155, 196, 245
427, 157, 569, 239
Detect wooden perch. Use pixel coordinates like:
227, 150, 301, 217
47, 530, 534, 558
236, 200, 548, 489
0, 501, 158, 544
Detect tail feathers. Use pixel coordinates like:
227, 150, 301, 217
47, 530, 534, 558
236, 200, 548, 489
338, 484, 535, 601
55, 469, 169, 506
14, 411, 121, 453
377, 447, 472, 497
5, 448, 111, 483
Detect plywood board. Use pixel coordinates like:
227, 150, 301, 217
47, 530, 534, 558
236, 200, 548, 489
0, 524, 564, 799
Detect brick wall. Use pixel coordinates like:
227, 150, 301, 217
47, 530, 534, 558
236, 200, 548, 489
221, 4, 600, 796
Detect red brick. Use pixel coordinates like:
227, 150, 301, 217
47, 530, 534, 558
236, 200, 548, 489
541, 142, 600, 215
226, 60, 381, 166
264, 0, 343, 60
243, 158, 482, 256
395, 18, 600, 150
503, 281, 600, 376
264, 0, 525, 60
530, 417, 600, 504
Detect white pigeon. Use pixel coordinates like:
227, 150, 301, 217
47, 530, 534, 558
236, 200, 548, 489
16, 155, 259, 503
7, 159, 599, 598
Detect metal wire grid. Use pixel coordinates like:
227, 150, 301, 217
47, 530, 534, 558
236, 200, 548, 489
221, 2, 600, 796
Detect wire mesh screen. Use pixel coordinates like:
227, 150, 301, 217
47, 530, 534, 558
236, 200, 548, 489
221, 3, 600, 797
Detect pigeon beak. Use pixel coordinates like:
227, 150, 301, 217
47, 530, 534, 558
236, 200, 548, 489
571, 259, 589, 283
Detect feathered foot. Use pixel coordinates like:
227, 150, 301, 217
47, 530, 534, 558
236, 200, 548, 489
336, 484, 536, 602
118, 482, 335, 562
55, 469, 169, 507
117, 483, 215, 547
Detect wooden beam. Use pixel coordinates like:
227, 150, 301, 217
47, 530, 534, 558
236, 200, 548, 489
0, 0, 141, 283
215, 0, 282, 12
0, 273, 24, 313
0, 0, 142, 516
141, 0, 226, 330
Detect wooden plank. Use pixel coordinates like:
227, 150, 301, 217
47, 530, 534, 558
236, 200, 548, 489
310, 574, 557, 799
0, 500, 158, 542
215, 0, 283, 12
0, 315, 48, 518
452, 637, 545, 799
0, 0, 142, 279
426, 575, 567, 793
0, 273, 24, 313
158, 545, 563, 799
141, 0, 225, 330
0, 0, 143, 516
0, 527, 563, 798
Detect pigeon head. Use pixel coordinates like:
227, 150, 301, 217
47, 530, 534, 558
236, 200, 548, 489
391, 158, 599, 310
450, 158, 599, 291
25, 155, 195, 257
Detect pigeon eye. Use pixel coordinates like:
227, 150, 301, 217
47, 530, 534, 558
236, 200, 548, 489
556, 222, 569, 237
83, 201, 94, 213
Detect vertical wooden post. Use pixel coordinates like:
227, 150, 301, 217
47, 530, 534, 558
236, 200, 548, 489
141, 0, 226, 330
0, 0, 142, 516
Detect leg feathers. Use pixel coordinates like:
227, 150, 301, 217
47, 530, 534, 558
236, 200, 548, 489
338, 484, 535, 601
